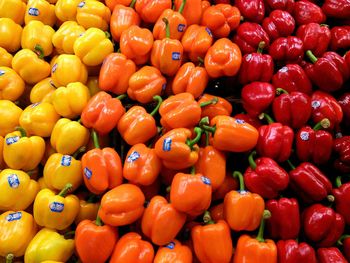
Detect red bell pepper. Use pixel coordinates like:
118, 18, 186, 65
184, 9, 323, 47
233, 113, 262, 129
269, 36, 304, 64
322, 0, 350, 19
266, 198, 300, 240
338, 93, 350, 128
235, 0, 265, 23
272, 88, 312, 129
233, 22, 270, 54
305, 51, 349, 93
244, 151, 289, 199
241, 82, 275, 117
293, 0, 326, 25
333, 176, 350, 226
262, 10, 295, 41
333, 135, 350, 173
330, 26, 350, 51
272, 64, 312, 95
277, 240, 317, 263
339, 236, 350, 261
295, 119, 333, 165
296, 23, 331, 57
317, 247, 348, 263
238, 42, 274, 84
264, 0, 294, 13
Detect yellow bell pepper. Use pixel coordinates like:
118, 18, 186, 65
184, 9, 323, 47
75, 193, 99, 224
25, 0, 56, 27
0, 100, 23, 137
33, 184, 79, 230
76, 0, 111, 31
12, 49, 51, 85
21, 20, 55, 57
24, 228, 74, 263
0, 0, 26, 25
55, 0, 80, 22
51, 118, 89, 155
0, 48, 13, 67
0, 169, 40, 211
52, 21, 85, 54
19, 102, 60, 137
0, 67, 25, 102
52, 82, 91, 118
38, 177, 48, 190
86, 76, 100, 96
41, 140, 57, 166
3, 128, 45, 171
51, 54, 88, 87
0, 18, 22, 53
74, 28, 114, 66
30, 78, 56, 104
0, 211, 37, 258
0, 136, 5, 170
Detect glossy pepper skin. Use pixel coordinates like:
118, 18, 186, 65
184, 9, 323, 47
266, 198, 300, 240
174, 0, 201, 26
333, 136, 350, 173
262, 10, 295, 41
134, 0, 172, 24
269, 36, 304, 64
198, 94, 232, 121
0, 0, 26, 25
52, 21, 85, 55
234, 113, 262, 129
292, 0, 326, 26
236, 0, 265, 23
30, 77, 56, 104
154, 240, 192, 263
205, 38, 242, 78
54, 0, 80, 22
303, 204, 345, 247
0, 100, 22, 136
0, 67, 25, 102
0, 169, 40, 211
0, 18, 22, 53
322, 0, 350, 19
141, 195, 186, 245
99, 184, 145, 226
277, 240, 317, 263
0, 211, 37, 258
330, 26, 350, 51
265, 0, 295, 13
75, 194, 100, 224
25, 0, 56, 26
0, 47, 13, 67
317, 247, 348, 263
339, 93, 350, 128
76, 0, 111, 31
333, 177, 350, 225
24, 228, 74, 263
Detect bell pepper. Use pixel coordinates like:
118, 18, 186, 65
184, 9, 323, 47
339, 93, 350, 128
110, 232, 154, 263
292, 0, 326, 25
265, 0, 294, 14
127, 66, 166, 104
272, 64, 313, 95
288, 161, 332, 203
0, 169, 40, 211
204, 38, 242, 78
105, 0, 133, 11
201, 4, 240, 38
262, 10, 295, 41
154, 240, 192, 263
0, 211, 37, 258
266, 198, 300, 240
234, 113, 262, 129
54, 0, 80, 22
233, 210, 277, 263
244, 152, 289, 199
81, 91, 126, 135
52, 21, 85, 55
19, 102, 60, 137
277, 240, 317, 263
99, 53, 136, 95
223, 171, 265, 231
322, 0, 350, 19
272, 89, 312, 129
134, 0, 172, 24
333, 136, 350, 173
25, 0, 56, 26
317, 247, 348, 263
33, 184, 79, 230
233, 22, 270, 54
24, 228, 74, 263
242, 82, 275, 117
98, 183, 145, 226
76, 0, 111, 31
30, 78, 56, 104
76, 216, 118, 263
296, 23, 331, 57
12, 49, 51, 85
174, 0, 202, 25
330, 26, 350, 52
0, 48, 13, 68
310, 91, 344, 130
51, 54, 88, 87
212, 171, 239, 201
332, 177, 350, 226
3, 128, 45, 170
181, 25, 213, 63
191, 212, 233, 263
198, 94, 232, 121
86, 76, 101, 96
236, 0, 264, 23
0, 67, 25, 102
210, 203, 224, 222
141, 195, 186, 245
269, 36, 304, 64
0, 0, 26, 25
75, 193, 99, 224
339, 236, 350, 261
0, 136, 4, 170
0, 18, 22, 53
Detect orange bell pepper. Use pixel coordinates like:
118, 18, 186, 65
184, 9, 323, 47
74, 193, 100, 225
154, 127, 202, 170
99, 53, 136, 95
109, 232, 154, 263
135, 0, 172, 23
81, 131, 123, 195
201, 0, 211, 13
110, 1, 140, 41
98, 184, 145, 226
223, 171, 265, 231
106, 0, 132, 11
204, 38, 242, 78
141, 195, 187, 245
198, 94, 232, 120
174, 0, 202, 25
127, 66, 166, 104
151, 18, 183, 77
120, 25, 153, 65
191, 212, 233, 263
154, 240, 193, 263
212, 171, 239, 201
172, 62, 208, 98
170, 171, 212, 216
209, 203, 225, 222
233, 210, 277, 263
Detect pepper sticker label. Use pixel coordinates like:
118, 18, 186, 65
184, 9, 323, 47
172, 52, 181, 61
49, 202, 64, 213
177, 24, 185, 32
84, 167, 92, 179
7, 174, 20, 189
127, 151, 140, 162
78, 1, 85, 8
61, 155, 72, 167
163, 138, 172, 152
165, 242, 175, 249
300, 131, 309, 141
205, 27, 213, 37
201, 176, 211, 185
6, 212, 22, 222
0, 70, 5, 76
28, 7, 39, 16
6, 136, 19, 145
311, 101, 321, 109
235, 119, 245, 124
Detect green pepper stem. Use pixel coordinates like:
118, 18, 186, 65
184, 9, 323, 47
116, 94, 127, 100
34, 44, 44, 59
313, 118, 330, 131
259, 113, 274, 124
286, 160, 296, 170
199, 116, 209, 126
197, 57, 204, 67
336, 176, 343, 188
6, 254, 14, 263
201, 125, 216, 134
58, 183, 73, 197
276, 88, 289, 95
16, 126, 27, 137
130, 0, 136, 8
248, 151, 257, 170
105, 31, 111, 39
200, 97, 218, 107
190, 166, 196, 175
72, 146, 86, 159
203, 211, 215, 225
257, 41, 265, 54
306, 50, 318, 64
327, 195, 335, 202
337, 234, 350, 246
150, 95, 163, 116
166, 186, 171, 193
91, 130, 100, 149
163, 18, 171, 38
95, 214, 103, 226
233, 171, 245, 191
64, 231, 75, 239
178, 0, 186, 14
204, 130, 210, 146
186, 127, 202, 148
320, 24, 329, 27
256, 210, 271, 242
